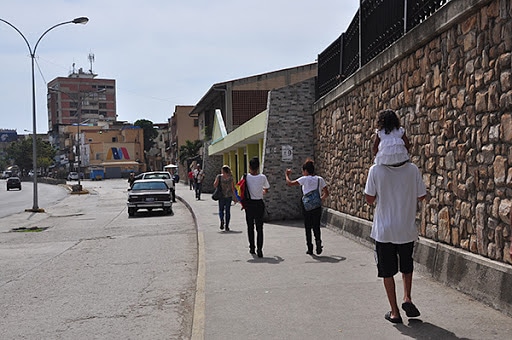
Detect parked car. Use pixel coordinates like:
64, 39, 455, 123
67, 172, 79, 181
1, 170, 12, 179
127, 179, 173, 217
135, 171, 176, 202
6, 177, 21, 190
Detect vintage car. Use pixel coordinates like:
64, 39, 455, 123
6, 177, 21, 191
127, 179, 173, 216
134, 171, 176, 202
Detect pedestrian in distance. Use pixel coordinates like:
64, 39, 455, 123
364, 130, 427, 324
128, 172, 136, 189
243, 157, 270, 258
373, 109, 410, 166
213, 165, 238, 232
188, 169, 194, 190
193, 164, 205, 200
285, 159, 329, 255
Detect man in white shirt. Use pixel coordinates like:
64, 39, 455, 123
244, 157, 270, 258
365, 161, 426, 324
193, 164, 205, 200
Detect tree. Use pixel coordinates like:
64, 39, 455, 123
134, 119, 158, 153
5, 137, 56, 173
178, 140, 202, 166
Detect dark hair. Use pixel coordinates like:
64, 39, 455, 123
302, 159, 315, 175
249, 157, 260, 171
377, 110, 401, 134
221, 165, 231, 175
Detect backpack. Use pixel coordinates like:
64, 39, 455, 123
235, 174, 251, 210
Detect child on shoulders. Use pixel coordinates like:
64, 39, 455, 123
373, 109, 410, 166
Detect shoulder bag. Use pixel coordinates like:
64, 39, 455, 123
212, 175, 222, 201
302, 178, 322, 211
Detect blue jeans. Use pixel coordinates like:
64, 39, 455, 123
195, 182, 202, 199
218, 197, 232, 227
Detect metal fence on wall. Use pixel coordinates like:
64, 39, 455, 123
317, 0, 451, 100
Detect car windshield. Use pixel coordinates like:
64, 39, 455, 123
132, 181, 168, 190
145, 173, 170, 180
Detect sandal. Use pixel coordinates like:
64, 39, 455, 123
385, 311, 403, 324
402, 302, 420, 317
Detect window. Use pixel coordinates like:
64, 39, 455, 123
112, 137, 117, 142
99, 103, 107, 109
194, 119, 199, 127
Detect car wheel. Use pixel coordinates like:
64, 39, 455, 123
128, 208, 136, 216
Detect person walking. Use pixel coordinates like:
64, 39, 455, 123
285, 159, 329, 255
188, 169, 194, 190
243, 157, 270, 258
193, 164, 205, 200
364, 146, 426, 324
127, 172, 136, 189
213, 165, 237, 232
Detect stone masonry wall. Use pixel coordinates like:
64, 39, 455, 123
314, 0, 512, 265
263, 77, 316, 221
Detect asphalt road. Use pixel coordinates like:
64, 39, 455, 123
0, 179, 68, 218
0, 179, 197, 339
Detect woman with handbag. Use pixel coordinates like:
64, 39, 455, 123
285, 159, 329, 255
213, 165, 237, 231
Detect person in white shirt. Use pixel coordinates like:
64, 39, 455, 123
285, 159, 329, 255
193, 164, 205, 200
365, 159, 426, 324
243, 157, 270, 258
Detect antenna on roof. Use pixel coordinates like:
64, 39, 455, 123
88, 53, 95, 74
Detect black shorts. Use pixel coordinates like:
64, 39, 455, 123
374, 241, 414, 278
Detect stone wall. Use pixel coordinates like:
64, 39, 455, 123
314, 0, 512, 265
262, 77, 316, 221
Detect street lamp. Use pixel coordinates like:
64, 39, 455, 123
0, 17, 88, 211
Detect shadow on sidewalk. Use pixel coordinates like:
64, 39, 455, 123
247, 256, 285, 264
307, 255, 346, 263
396, 320, 470, 339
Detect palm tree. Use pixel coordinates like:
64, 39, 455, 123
178, 140, 202, 167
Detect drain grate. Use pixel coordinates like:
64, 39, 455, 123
11, 226, 49, 232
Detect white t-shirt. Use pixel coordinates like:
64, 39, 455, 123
364, 163, 426, 244
296, 175, 327, 195
245, 173, 270, 200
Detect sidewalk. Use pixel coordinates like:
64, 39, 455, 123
178, 182, 512, 340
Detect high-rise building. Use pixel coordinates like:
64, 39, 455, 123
47, 67, 116, 133
46, 65, 118, 174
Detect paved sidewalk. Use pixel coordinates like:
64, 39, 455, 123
178, 183, 512, 340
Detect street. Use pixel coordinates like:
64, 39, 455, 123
0, 179, 68, 218
0, 179, 196, 339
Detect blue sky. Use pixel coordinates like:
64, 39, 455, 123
0, 1, 359, 133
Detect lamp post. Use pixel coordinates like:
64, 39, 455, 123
0, 17, 88, 211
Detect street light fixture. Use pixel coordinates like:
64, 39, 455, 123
0, 17, 88, 211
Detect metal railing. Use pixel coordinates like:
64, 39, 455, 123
317, 0, 451, 99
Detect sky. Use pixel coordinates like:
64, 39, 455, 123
0, 1, 359, 134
